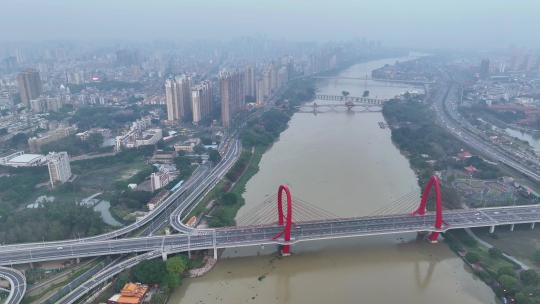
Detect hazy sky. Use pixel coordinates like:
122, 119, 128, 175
2, 0, 539, 49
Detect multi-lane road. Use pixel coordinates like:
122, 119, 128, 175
432, 81, 540, 181
0, 160, 211, 251
0, 267, 26, 304
0, 137, 241, 303
2, 204, 540, 266
57, 252, 158, 304
170, 137, 242, 233
4, 72, 540, 303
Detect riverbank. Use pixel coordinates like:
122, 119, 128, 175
190, 78, 316, 228
169, 54, 496, 304
382, 96, 540, 302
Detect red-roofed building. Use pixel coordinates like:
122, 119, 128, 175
458, 151, 472, 160
464, 165, 478, 174
108, 283, 149, 304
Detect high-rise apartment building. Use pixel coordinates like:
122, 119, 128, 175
191, 80, 213, 124
262, 68, 272, 99
17, 69, 42, 106
480, 59, 490, 79
270, 63, 278, 92
244, 65, 256, 98
151, 172, 171, 192
220, 71, 244, 128
164, 75, 192, 122
277, 66, 289, 89
47, 151, 72, 188
165, 78, 179, 121
177, 75, 192, 120
256, 78, 265, 105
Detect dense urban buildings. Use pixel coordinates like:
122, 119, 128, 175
28, 125, 78, 153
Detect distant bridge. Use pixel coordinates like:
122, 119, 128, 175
313, 76, 433, 86
297, 102, 382, 113
315, 94, 387, 105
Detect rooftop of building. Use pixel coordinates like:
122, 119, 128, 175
9, 153, 44, 163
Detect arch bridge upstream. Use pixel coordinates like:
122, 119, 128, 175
2, 176, 540, 303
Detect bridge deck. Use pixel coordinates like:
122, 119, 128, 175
315, 94, 387, 104
1, 205, 539, 265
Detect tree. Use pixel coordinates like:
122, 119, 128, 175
221, 193, 238, 206
497, 265, 516, 278
166, 255, 189, 275
521, 269, 540, 286
114, 271, 130, 292
342, 90, 350, 97
498, 274, 519, 293
489, 247, 503, 258
164, 272, 182, 289
465, 252, 480, 264
133, 260, 167, 284
208, 149, 221, 163
9, 133, 28, 149
201, 137, 213, 145
534, 246, 540, 264
193, 144, 206, 155
86, 133, 104, 150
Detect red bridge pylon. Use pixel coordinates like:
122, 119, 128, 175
412, 175, 443, 242
272, 184, 293, 255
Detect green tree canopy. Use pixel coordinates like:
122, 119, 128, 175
221, 192, 238, 206
208, 149, 221, 163
534, 246, 540, 264
164, 272, 182, 289
166, 255, 189, 275
497, 265, 516, 278
521, 269, 540, 286
498, 274, 519, 293
133, 259, 167, 284
465, 252, 480, 264
489, 247, 503, 258
114, 271, 131, 292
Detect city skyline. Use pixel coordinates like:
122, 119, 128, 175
1, 2, 540, 304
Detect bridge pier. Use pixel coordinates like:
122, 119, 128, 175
187, 234, 191, 259
489, 226, 496, 234
212, 230, 217, 260
281, 245, 291, 257
532, 223, 536, 230
510, 224, 515, 232
416, 231, 428, 240
161, 252, 167, 261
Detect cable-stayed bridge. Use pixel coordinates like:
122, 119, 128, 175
2, 175, 540, 303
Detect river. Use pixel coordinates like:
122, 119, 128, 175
505, 127, 540, 153
169, 56, 496, 304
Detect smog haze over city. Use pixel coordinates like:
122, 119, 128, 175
2, 0, 540, 49
2, 1, 540, 304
